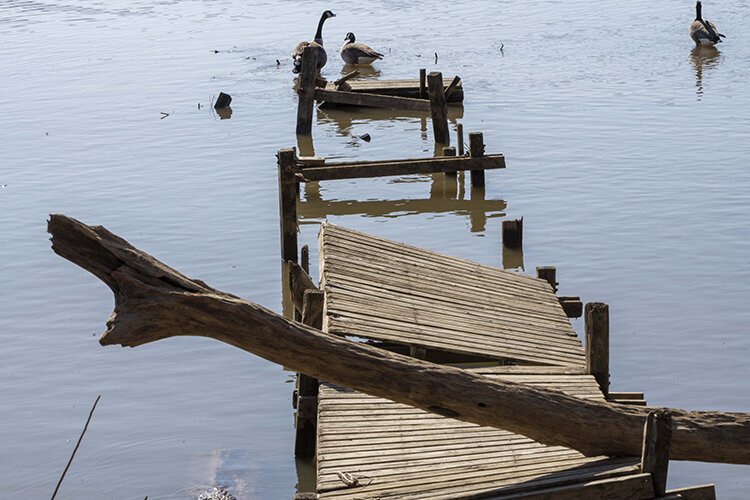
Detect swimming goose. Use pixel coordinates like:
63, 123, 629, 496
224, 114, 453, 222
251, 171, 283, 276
690, 1, 725, 46
292, 10, 336, 74
340, 32, 384, 65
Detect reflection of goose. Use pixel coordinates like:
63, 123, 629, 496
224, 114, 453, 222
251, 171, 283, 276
690, 1, 725, 46
340, 63, 381, 78
690, 45, 721, 99
340, 33, 384, 65
291, 10, 336, 74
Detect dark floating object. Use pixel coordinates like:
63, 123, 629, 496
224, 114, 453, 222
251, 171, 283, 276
276, 59, 281, 65
434, 52, 438, 63
359, 133, 371, 142
214, 92, 232, 109
217, 106, 233, 120
502, 217, 523, 249
159, 112, 169, 120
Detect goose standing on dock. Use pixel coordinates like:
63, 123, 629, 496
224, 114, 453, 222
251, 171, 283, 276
291, 10, 336, 74
340, 32, 384, 65
690, 1, 725, 46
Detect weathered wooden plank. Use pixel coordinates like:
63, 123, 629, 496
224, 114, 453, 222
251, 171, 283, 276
641, 410, 672, 496
663, 484, 716, 500
428, 71, 450, 144
497, 473, 654, 500
585, 302, 610, 397
297, 154, 505, 182
298, 197, 506, 219
296, 46, 318, 135
325, 77, 464, 102
277, 149, 298, 263
314, 88, 431, 112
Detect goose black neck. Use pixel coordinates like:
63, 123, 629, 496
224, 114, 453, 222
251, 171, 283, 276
314, 13, 328, 42
695, 1, 702, 21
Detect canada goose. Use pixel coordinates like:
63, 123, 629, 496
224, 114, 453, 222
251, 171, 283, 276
292, 10, 336, 74
690, 1, 725, 46
340, 32, 384, 65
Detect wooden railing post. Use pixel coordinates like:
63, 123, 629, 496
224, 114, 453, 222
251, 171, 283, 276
278, 149, 298, 264
585, 302, 610, 397
295, 46, 318, 135
468, 132, 485, 187
295, 289, 325, 457
641, 410, 672, 496
427, 72, 450, 145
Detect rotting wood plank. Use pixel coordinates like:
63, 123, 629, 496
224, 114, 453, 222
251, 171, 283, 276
495, 473, 655, 500
324, 77, 464, 103
297, 155, 505, 182
314, 88, 431, 111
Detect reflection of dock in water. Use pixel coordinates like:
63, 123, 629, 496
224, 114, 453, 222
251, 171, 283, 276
317, 105, 463, 137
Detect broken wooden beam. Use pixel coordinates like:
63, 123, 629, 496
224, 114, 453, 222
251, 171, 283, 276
324, 76, 464, 102
288, 260, 316, 314
298, 197, 506, 219
443, 76, 462, 101
48, 214, 750, 465
295, 154, 505, 182
314, 88, 430, 112
427, 71, 450, 145
333, 70, 359, 88
559, 295, 584, 318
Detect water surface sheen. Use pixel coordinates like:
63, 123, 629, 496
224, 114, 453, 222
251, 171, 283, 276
1, 0, 749, 498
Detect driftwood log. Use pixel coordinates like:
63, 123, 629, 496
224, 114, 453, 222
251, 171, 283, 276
48, 214, 750, 465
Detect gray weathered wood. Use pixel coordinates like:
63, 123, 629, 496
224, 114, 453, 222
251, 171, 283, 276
295, 46, 318, 135
427, 72, 450, 145
468, 132, 485, 187
498, 473, 655, 500
288, 261, 316, 313
297, 154, 505, 182
301, 245, 310, 274
47, 214, 750, 465
585, 302, 610, 397
314, 89, 431, 112
641, 410, 672, 496
324, 76, 463, 102
278, 149, 298, 263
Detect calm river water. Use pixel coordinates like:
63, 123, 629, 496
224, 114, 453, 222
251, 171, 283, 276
2, 0, 749, 498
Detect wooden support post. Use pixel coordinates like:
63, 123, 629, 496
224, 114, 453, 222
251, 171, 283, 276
502, 217, 523, 249
419, 68, 426, 98
301, 245, 310, 274
427, 72, 450, 145
295, 288, 325, 457
468, 132, 485, 187
278, 149, 298, 264
585, 302, 610, 398
457, 123, 465, 156
641, 410, 673, 497
295, 46, 318, 135
442, 146, 457, 178
536, 266, 557, 293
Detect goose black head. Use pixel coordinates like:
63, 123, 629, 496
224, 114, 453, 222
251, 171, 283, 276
696, 1, 703, 20
345, 32, 356, 43
323, 10, 336, 19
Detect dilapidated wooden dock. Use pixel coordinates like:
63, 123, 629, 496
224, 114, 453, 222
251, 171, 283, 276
287, 224, 716, 499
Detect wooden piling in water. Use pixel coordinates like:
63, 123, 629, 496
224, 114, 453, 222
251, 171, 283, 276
536, 266, 557, 292
640, 410, 672, 497
295, 288, 324, 457
442, 146, 457, 178
295, 47, 318, 135
427, 72, 450, 145
503, 217, 523, 248
278, 149, 298, 263
419, 68, 426, 98
585, 302, 610, 397
301, 244, 310, 274
468, 132, 485, 187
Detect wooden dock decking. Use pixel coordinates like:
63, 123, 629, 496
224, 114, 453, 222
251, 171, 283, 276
319, 224, 585, 367
323, 77, 464, 103
316, 367, 641, 499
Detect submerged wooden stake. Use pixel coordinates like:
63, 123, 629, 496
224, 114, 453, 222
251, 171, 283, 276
442, 146, 457, 178
47, 214, 750, 465
503, 217, 523, 249
457, 123, 465, 156
536, 266, 557, 293
419, 68, 426, 99
295, 289, 324, 457
427, 72, 450, 145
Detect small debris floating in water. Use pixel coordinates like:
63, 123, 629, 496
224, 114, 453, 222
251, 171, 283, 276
160, 112, 170, 120
359, 133, 371, 142
214, 92, 232, 109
